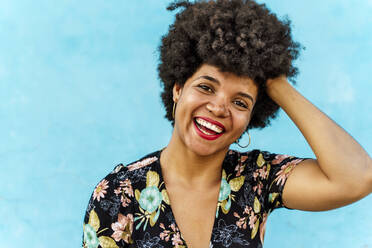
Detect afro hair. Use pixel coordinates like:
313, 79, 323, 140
157, 0, 303, 129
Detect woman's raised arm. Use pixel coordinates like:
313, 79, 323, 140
266, 75, 372, 211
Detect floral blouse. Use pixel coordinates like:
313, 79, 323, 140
83, 149, 305, 248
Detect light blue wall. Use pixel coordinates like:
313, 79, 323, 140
0, 0, 371, 247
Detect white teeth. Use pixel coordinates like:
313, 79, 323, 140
200, 128, 214, 135
195, 118, 223, 134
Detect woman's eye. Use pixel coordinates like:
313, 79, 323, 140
234, 100, 248, 109
198, 84, 213, 93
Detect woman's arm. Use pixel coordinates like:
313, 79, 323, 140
266, 75, 372, 211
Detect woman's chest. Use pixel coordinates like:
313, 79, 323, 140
167, 186, 220, 248
130, 170, 267, 248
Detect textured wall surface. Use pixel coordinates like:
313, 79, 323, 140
0, 0, 371, 247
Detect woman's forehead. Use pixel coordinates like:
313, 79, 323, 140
189, 64, 257, 89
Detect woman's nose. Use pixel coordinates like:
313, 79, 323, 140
206, 99, 230, 117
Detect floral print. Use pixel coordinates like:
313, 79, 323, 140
127, 156, 158, 171
134, 170, 168, 231
211, 219, 250, 247
218, 179, 231, 201
233, 204, 260, 240
83, 223, 100, 248
159, 223, 186, 247
114, 179, 133, 208
111, 213, 133, 243
83, 149, 305, 247
93, 179, 109, 202
274, 158, 303, 186
215, 169, 246, 218
136, 232, 163, 248
139, 186, 163, 212
83, 209, 119, 248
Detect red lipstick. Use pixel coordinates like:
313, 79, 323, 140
196, 116, 225, 131
193, 116, 225, 141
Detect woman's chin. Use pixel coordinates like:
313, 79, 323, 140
172, 126, 231, 157
186, 141, 228, 157
191, 148, 215, 157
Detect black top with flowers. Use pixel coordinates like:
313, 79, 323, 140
83, 149, 305, 248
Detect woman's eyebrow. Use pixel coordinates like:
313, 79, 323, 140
193, 75, 220, 84
237, 92, 254, 104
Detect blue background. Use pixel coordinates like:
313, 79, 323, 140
1, 0, 371, 247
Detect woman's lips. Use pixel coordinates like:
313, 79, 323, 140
195, 116, 225, 131
193, 118, 224, 141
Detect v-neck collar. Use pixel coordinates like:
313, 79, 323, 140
153, 149, 232, 247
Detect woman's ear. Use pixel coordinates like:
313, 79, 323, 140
172, 83, 182, 102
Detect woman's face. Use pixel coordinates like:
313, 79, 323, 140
172, 64, 259, 156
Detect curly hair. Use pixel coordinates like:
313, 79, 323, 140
157, 0, 303, 129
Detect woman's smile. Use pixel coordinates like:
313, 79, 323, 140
193, 116, 225, 140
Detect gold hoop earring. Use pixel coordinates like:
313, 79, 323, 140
172, 102, 176, 120
236, 132, 251, 148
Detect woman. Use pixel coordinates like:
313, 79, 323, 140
82, 0, 372, 247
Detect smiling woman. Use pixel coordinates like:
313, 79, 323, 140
82, 0, 372, 248
170, 64, 259, 157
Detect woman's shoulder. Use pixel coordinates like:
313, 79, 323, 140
225, 149, 276, 168
224, 149, 306, 211
226, 148, 302, 164
83, 150, 162, 222
111, 150, 160, 172
83, 150, 162, 247
225, 148, 305, 177
87, 150, 161, 205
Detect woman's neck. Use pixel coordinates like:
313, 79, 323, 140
160, 134, 228, 189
